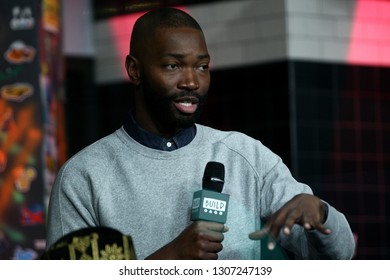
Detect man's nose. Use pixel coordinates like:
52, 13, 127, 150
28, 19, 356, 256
178, 68, 199, 91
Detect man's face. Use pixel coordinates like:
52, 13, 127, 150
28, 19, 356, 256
134, 27, 210, 137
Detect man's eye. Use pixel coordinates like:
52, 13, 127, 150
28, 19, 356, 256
199, 64, 209, 71
166, 64, 178, 70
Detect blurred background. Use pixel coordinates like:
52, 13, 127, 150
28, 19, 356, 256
0, 0, 389, 260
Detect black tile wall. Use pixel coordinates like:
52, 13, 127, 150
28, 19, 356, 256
200, 62, 291, 165
292, 60, 390, 260
65, 57, 97, 157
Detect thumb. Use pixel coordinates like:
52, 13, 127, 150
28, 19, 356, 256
248, 228, 269, 240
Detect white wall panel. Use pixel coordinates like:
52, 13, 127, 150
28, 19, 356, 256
63, 0, 95, 56
93, 0, 390, 84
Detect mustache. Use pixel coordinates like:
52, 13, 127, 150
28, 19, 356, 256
170, 91, 207, 101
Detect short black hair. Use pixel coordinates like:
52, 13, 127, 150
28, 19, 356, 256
130, 7, 203, 56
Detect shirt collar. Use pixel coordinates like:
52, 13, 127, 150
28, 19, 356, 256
123, 111, 196, 151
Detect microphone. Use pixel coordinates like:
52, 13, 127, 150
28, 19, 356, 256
191, 161, 230, 224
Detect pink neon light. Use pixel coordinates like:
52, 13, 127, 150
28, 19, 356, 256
109, 11, 147, 79
348, 0, 390, 66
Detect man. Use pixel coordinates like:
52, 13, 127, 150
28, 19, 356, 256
46, 7, 355, 259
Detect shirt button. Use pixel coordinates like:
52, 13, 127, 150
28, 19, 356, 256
166, 142, 172, 148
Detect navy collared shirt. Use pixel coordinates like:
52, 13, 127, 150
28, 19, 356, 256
123, 111, 196, 151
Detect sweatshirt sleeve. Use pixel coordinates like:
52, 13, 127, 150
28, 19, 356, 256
45, 159, 99, 249
259, 147, 355, 259
302, 202, 356, 259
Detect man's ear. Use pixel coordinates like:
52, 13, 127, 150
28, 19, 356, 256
125, 55, 141, 85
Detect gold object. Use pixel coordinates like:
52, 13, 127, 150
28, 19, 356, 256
41, 227, 136, 260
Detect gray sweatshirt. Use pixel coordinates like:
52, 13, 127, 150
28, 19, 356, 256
46, 124, 355, 259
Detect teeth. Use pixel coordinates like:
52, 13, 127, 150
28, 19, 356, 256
180, 102, 192, 107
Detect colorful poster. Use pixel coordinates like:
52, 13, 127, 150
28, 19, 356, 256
43, 0, 60, 33
0, 0, 65, 260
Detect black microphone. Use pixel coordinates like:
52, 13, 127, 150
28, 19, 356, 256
191, 161, 230, 223
202, 161, 225, 192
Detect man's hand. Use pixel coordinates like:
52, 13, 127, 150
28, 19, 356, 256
249, 194, 331, 250
146, 221, 228, 259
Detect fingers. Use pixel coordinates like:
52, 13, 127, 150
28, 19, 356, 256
266, 235, 276, 250
200, 239, 224, 256
146, 221, 226, 260
307, 221, 331, 235
249, 194, 333, 250
248, 227, 269, 240
278, 211, 331, 237
190, 221, 227, 259
248, 228, 276, 250
195, 221, 228, 242
200, 221, 229, 233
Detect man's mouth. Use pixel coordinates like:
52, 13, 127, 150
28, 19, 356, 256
173, 97, 199, 114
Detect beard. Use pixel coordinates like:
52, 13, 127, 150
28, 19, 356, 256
140, 77, 208, 131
